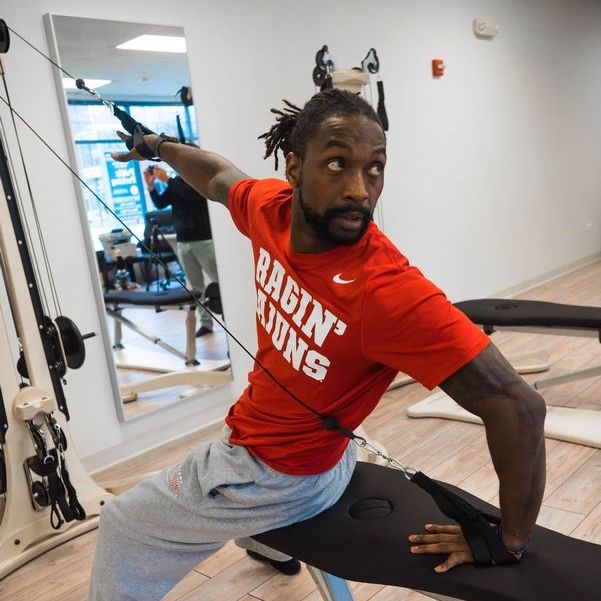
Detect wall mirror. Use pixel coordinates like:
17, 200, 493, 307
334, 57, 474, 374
44, 15, 232, 421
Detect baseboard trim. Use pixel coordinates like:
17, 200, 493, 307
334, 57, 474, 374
492, 252, 601, 299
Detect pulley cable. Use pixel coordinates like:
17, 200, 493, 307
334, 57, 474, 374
6, 24, 75, 80
6, 22, 149, 137
0, 82, 52, 317
0, 69, 61, 318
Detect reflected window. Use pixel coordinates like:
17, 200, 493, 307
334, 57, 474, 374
68, 101, 198, 248
129, 105, 197, 144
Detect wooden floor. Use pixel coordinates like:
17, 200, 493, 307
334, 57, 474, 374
2, 260, 601, 600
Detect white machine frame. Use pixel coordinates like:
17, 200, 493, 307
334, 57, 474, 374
0, 147, 112, 578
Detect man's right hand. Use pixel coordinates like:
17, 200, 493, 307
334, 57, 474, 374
409, 524, 474, 573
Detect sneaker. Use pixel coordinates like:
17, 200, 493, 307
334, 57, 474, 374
246, 549, 301, 575
195, 325, 213, 337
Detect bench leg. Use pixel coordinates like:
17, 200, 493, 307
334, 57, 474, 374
305, 567, 462, 601
112, 307, 124, 349
185, 305, 198, 366
306, 566, 355, 601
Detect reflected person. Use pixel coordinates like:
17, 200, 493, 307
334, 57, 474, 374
144, 165, 218, 336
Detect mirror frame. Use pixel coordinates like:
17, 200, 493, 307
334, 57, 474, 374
43, 13, 230, 422
44, 13, 126, 421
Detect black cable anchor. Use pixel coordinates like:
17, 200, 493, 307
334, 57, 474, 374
0, 19, 9, 54
311, 44, 388, 131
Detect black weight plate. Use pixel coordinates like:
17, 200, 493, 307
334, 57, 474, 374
55, 316, 86, 369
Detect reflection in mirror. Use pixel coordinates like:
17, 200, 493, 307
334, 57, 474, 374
45, 15, 231, 420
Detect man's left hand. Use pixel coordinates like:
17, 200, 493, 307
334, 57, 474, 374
409, 523, 474, 572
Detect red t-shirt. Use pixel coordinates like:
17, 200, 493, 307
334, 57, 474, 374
225, 178, 489, 474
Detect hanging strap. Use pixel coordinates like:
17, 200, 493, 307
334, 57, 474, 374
25, 415, 86, 529
376, 80, 389, 132
61, 461, 86, 521
112, 104, 154, 136
45, 458, 72, 528
45, 413, 86, 522
31, 453, 73, 529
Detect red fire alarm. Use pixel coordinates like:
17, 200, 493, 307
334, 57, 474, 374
432, 59, 445, 77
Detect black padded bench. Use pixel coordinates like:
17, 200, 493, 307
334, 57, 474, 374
104, 287, 203, 307
255, 461, 601, 601
455, 298, 601, 336
455, 298, 601, 389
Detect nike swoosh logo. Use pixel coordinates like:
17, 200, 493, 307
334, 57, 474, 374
333, 273, 356, 284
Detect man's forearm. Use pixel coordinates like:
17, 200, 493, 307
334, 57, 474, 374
149, 187, 170, 210
482, 390, 546, 548
145, 137, 246, 206
440, 343, 547, 550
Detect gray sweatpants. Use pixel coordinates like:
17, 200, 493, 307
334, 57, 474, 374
88, 426, 357, 600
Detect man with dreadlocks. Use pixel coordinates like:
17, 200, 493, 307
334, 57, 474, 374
89, 88, 546, 601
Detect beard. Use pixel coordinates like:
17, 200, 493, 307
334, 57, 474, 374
298, 187, 373, 246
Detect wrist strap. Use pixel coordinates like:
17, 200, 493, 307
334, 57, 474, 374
128, 125, 156, 160
155, 133, 181, 159
497, 523, 532, 557
126, 127, 180, 160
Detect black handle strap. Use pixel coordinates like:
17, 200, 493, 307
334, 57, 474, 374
376, 80, 389, 132
112, 105, 154, 136
62, 462, 86, 521
42, 456, 74, 528
321, 414, 522, 565
411, 471, 519, 565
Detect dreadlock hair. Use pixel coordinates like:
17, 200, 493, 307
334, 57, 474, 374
259, 88, 384, 170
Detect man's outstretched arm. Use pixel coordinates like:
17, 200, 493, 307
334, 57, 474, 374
112, 133, 248, 209
409, 342, 546, 571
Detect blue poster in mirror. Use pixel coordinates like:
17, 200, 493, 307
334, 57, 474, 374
104, 152, 144, 224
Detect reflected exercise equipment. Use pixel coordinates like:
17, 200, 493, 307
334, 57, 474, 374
105, 283, 230, 403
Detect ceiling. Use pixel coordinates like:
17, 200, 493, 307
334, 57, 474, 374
52, 15, 192, 103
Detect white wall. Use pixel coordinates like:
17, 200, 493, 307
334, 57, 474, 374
2, 0, 601, 468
